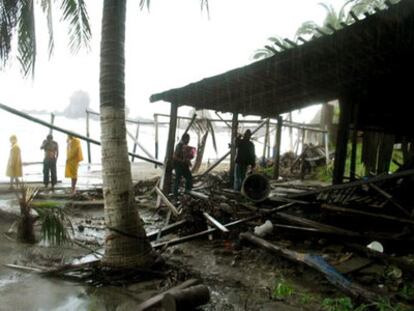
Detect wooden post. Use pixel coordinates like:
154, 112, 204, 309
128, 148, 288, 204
273, 116, 283, 179
162, 103, 179, 194
49, 113, 55, 135
154, 114, 159, 168
229, 113, 239, 186
262, 118, 270, 165
288, 112, 293, 151
324, 127, 330, 166
333, 99, 351, 184
131, 122, 140, 162
86, 111, 92, 164
350, 102, 359, 181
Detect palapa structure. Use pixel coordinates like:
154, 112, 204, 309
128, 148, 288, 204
151, 0, 414, 190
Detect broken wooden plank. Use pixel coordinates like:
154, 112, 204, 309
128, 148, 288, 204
240, 232, 378, 302
155, 186, 179, 216
202, 212, 229, 233
368, 183, 410, 216
275, 212, 361, 237
162, 284, 210, 311
147, 219, 188, 241
153, 202, 295, 249
136, 279, 200, 311
321, 204, 414, 226
5, 264, 44, 273
289, 169, 414, 199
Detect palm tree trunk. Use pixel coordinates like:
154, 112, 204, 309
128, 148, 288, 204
100, 0, 154, 268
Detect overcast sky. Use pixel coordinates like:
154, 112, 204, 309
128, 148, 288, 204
0, 0, 345, 118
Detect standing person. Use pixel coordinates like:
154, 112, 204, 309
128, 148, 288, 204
65, 135, 83, 194
40, 134, 59, 191
6, 135, 22, 190
234, 129, 256, 191
173, 133, 194, 197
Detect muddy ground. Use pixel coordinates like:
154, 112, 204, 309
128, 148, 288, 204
0, 189, 355, 311
0, 163, 413, 310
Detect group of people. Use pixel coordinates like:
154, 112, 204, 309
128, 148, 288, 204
6, 134, 83, 193
172, 129, 256, 197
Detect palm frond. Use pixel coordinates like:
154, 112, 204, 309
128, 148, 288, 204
338, 0, 355, 22
294, 21, 320, 39
60, 0, 91, 53
17, 0, 36, 77
32, 204, 72, 245
40, 0, 54, 58
200, 0, 210, 19
207, 119, 217, 154
252, 49, 273, 60
139, 0, 150, 11
0, 0, 20, 68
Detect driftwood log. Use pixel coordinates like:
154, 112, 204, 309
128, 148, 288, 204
136, 279, 199, 311
161, 284, 210, 311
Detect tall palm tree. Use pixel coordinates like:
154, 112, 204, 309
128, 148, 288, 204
1, 0, 211, 269
99, 0, 155, 268
99, 0, 208, 268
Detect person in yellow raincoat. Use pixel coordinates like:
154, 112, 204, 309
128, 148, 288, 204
65, 135, 83, 194
6, 135, 22, 189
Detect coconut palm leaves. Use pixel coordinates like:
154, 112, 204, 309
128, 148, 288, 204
0, 0, 91, 77
188, 109, 218, 173
32, 202, 72, 245
254, 0, 401, 60
253, 36, 290, 60
16, 185, 72, 245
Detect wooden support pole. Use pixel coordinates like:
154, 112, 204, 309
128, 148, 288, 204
86, 111, 92, 164
154, 114, 159, 168
350, 102, 359, 181
162, 103, 179, 194
203, 212, 229, 233
333, 100, 351, 184
229, 113, 239, 186
49, 113, 55, 135
324, 128, 330, 166
155, 186, 179, 216
273, 116, 283, 179
262, 118, 270, 165
131, 122, 140, 162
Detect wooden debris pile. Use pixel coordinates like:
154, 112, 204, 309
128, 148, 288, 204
151, 168, 414, 306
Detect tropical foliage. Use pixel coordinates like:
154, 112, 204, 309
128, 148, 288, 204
0, 0, 91, 77
253, 0, 401, 60
16, 185, 71, 245
188, 109, 218, 173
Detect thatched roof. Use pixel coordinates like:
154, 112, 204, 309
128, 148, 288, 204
151, 0, 414, 134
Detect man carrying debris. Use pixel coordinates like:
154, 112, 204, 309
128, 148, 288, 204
173, 133, 194, 197
234, 129, 256, 191
40, 134, 59, 191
